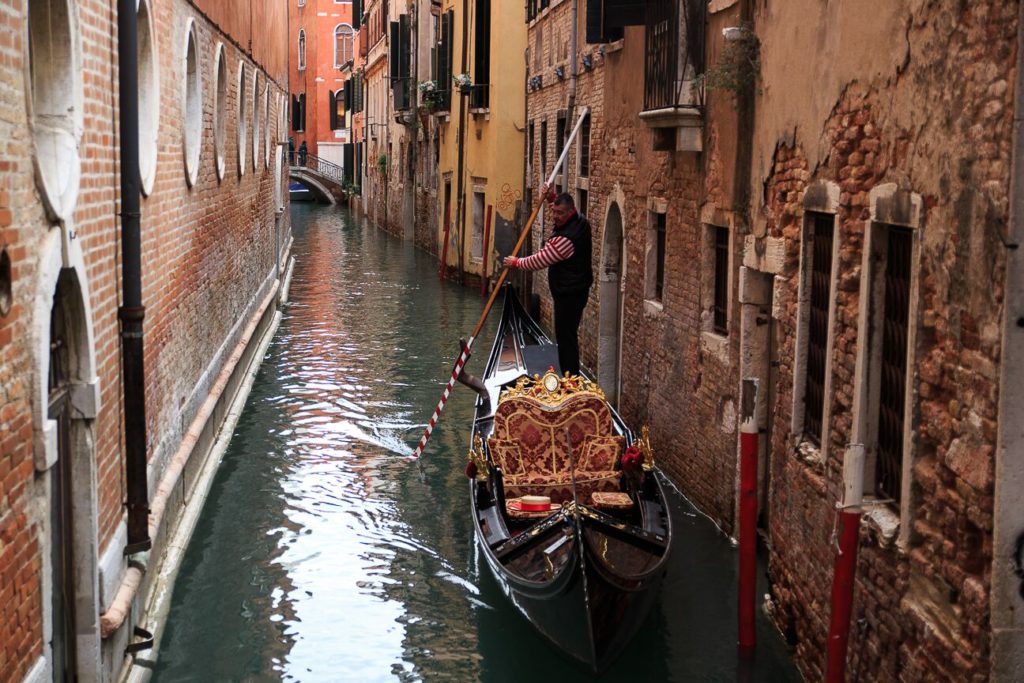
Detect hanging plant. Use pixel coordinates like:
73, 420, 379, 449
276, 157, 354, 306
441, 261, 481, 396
377, 153, 388, 178
453, 73, 473, 94
694, 23, 761, 96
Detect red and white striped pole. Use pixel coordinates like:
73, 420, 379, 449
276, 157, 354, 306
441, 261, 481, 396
411, 108, 591, 460
738, 379, 759, 658
826, 444, 865, 682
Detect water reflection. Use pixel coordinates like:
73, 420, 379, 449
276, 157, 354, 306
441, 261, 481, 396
154, 204, 798, 682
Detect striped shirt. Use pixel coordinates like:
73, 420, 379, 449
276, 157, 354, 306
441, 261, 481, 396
513, 235, 575, 271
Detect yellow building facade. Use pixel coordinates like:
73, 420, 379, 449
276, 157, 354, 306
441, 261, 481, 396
435, 0, 527, 283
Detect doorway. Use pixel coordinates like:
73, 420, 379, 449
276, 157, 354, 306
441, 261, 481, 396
598, 202, 624, 406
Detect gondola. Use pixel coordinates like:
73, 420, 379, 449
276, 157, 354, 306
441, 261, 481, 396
463, 287, 673, 673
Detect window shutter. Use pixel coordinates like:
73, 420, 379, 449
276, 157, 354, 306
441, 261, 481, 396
604, 0, 645, 27
400, 14, 412, 109
389, 21, 401, 81
352, 0, 362, 30
343, 143, 354, 183
329, 90, 337, 130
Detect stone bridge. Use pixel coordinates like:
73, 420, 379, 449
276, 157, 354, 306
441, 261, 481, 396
289, 154, 347, 204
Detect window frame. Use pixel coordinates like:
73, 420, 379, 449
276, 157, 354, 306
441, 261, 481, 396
334, 23, 354, 68
298, 30, 307, 71
644, 201, 668, 310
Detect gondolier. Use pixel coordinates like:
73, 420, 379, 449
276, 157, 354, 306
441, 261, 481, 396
503, 183, 593, 376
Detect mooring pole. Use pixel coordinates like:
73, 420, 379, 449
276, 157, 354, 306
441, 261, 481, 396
826, 444, 865, 682
738, 378, 759, 657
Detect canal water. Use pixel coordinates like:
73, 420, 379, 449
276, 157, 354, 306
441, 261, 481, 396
154, 204, 799, 682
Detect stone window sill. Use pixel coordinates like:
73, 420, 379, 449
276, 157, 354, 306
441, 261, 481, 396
643, 298, 664, 318
862, 502, 902, 549
700, 330, 729, 363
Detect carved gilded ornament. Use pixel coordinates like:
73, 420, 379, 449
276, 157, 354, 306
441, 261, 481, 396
499, 370, 606, 408
468, 434, 488, 481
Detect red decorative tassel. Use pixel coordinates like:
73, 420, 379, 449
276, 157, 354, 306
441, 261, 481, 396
465, 461, 478, 479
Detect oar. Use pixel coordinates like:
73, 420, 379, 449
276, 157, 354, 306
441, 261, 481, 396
412, 107, 591, 460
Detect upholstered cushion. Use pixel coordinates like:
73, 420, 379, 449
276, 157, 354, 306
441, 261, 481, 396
505, 471, 621, 504
580, 434, 624, 471
488, 438, 525, 476
491, 393, 615, 474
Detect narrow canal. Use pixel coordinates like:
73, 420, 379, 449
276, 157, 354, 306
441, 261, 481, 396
154, 204, 799, 682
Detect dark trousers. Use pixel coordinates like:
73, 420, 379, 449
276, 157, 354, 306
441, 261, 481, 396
553, 289, 589, 376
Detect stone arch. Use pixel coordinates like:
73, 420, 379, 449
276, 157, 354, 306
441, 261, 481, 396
598, 184, 628, 407
25, 0, 84, 222
137, 0, 159, 196
31, 228, 101, 679
288, 173, 336, 205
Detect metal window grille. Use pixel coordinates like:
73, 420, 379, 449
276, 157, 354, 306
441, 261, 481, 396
540, 121, 548, 179
876, 226, 912, 503
555, 114, 566, 192
803, 213, 834, 445
713, 225, 729, 334
579, 116, 591, 177
644, 0, 705, 111
655, 213, 666, 301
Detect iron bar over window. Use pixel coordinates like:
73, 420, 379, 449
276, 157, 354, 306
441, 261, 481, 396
713, 226, 728, 334
876, 226, 912, 503
644, 0, 705, 111
579, 116, 591, 177
804, 213, 834, 446
655, 213, 666, 301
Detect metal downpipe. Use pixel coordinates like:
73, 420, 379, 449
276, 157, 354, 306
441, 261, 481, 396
117, 0, 151, 555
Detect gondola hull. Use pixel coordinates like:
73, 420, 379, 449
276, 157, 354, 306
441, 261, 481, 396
466, 288, 672, 672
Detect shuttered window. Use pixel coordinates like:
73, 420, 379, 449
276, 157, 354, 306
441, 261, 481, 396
472, 0, 491, 109
390, 16, 412, 110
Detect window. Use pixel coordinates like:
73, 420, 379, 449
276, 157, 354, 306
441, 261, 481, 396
644, 0, 704, 111
335, 24, 354, 67
298, 30, 306, 70
803, 213, 835, 445
578, 115, 591, 178
875, 226, 912, 502
540, 120, 548, 182
252, 73, 260, 173
298, 0, 305, 6
645, 210, 667, 303
712, 226, 729, 334
577, 189, 588, 217
183, 19, 201, 187
264, 86, 271, 169
472, 189, 486, 261
329, 89, 345, 130
586, 0, 643, 44
291, 93, 306, 132
237, 62, 248, 176
389, 16, 411, 110
527, 121, 535, 184
28, 0, 82, 220
137, 0, 158, 196
471, 0, 491, 109
554, 113, 566, 193
213, 44, 227, 180
434, 10, 454, 112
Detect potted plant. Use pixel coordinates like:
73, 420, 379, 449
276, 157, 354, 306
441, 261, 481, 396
453, 73, 472, 95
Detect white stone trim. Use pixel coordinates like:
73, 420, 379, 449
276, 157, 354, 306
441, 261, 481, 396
24, 0, 84, 222
181, 17, 202, 188
137, 0, 159, 197
29, 226, 102, 681
20, 657, 46, 683
598, 185, 627, 407
237, 61, 248, 177
700, 209, 735, 349
251, 72, 260, 173
790, 181, 841, 457
850, 183, 923, 548
213, 42, 227, 181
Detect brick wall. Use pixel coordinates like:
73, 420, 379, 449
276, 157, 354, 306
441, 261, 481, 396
0, 0, 289, 679
756, 2, 1017, 679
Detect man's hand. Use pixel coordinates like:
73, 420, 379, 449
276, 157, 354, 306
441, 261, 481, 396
503, 255, 518, 268
541, 182, 550, 197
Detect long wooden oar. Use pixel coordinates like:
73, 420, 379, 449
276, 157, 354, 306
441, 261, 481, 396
412, 107, 591, 459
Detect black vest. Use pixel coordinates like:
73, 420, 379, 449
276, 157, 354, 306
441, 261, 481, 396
548, 212, 593, 295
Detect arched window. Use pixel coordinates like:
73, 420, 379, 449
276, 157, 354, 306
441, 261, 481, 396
334, 24, 354, 68
298, 30, 306, 70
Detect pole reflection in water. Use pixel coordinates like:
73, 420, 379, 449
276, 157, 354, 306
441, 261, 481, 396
154, 204, 798, 682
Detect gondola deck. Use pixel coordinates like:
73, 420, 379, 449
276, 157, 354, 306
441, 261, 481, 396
465, 287, 672, 672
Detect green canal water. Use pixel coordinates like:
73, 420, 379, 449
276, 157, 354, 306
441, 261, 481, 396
153, 204, 799, 682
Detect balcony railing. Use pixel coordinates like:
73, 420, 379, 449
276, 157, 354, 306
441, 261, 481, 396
469, 84, 490, 110
290, 152, 345, 187
644, 0, 705, 112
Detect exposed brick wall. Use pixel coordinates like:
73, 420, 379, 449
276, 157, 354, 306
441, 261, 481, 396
526, 10, 739, 528
757, 2, 1017, 679
0, 0, 288, 679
